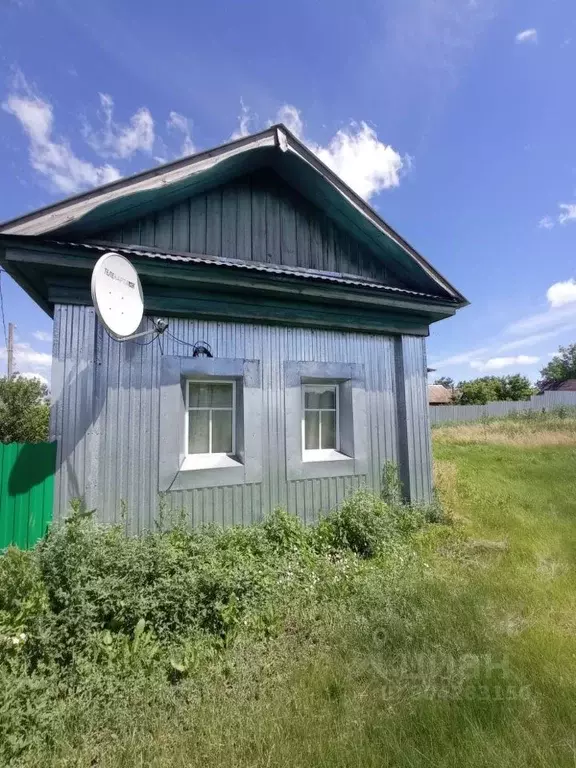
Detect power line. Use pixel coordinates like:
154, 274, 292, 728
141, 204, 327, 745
7, 323, 14, 379
0, 269, 7, 352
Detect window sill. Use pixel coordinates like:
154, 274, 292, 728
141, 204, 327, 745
181, 454, 242, 471
303, 449, 350, 463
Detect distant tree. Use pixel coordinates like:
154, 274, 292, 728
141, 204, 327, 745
457, 377, 498, 405
538, 344, 576, 388
0, 375, 50, 443
499, 373, 534, 401
457, 375, 533, 405
434, 376, 455, 390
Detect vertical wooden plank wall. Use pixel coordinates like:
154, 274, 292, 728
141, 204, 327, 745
99, 169, 405, 286
51, 307, 433, 529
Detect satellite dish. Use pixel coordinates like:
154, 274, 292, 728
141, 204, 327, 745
91, 252, 144, 337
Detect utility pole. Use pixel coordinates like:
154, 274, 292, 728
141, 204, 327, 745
7, 322, 14, 378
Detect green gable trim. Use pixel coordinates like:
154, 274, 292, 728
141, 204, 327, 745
1, 240, 458, 329
46, 281, 433, 337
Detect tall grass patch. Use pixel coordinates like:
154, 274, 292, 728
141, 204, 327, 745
2, 426, 576, 767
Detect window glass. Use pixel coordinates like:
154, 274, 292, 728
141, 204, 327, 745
187, 381, 234, 455
304, 387, 336, 410
188, 382, 233, 408
303, 384, 337, 451
188, 382, 211, 408
304, 410, 320, 450
320, 410, 336, 449
210, 384, 234, 408
188, 410, 210, 454
212, 409, 233, 453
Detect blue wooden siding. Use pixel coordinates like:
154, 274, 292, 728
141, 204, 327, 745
98, 169, 406, 285
50, 305, 432, 530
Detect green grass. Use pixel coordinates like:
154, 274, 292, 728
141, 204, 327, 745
2, 420, 576, 766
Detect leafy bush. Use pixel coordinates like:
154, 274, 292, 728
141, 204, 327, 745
0, 548, 47, 660
0, 487, 442, 764
0, 375, 50, 444
314, 490, 426, 558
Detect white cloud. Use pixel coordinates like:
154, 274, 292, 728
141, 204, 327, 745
230, 99, 254, 140
32, 330, 52, 342
433, 278, 576, 375
313, 121, 405, 199
505, 277, 576, 336
547, 279, 576, 308
558, 203, 576, 224
498, 325, 576, 352
507, 302, 576, 336
516, 28, 538, 44
538, 203, 576, 229
83, 93, 154, 159
2, 85, 121, 194
374, 0, 498, 126
538, 216, 554, 230
0, 342, 52, 369
431, 347, 490, 369
274, 105, 304, 138
17, 372, 49, 387
231, 102, 408, 201
470, 355, 539, 372
274, 105, 406, 199
167, 111, 195, 157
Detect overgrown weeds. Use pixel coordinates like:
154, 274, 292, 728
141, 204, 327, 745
3, 436, 576, 767
0, 488, 437, 764
433, 407, 576, 445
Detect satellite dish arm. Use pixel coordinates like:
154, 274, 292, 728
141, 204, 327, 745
109, 318, 169, 342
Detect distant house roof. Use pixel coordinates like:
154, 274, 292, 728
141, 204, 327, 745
540, 379, 576, 392
428, 384, 453, 405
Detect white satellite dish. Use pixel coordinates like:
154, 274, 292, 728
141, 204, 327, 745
91, 252, 144, 338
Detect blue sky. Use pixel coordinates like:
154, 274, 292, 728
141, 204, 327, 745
1, 0, 576, 386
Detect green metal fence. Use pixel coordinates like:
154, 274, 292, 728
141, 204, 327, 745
0, 442, 56, 550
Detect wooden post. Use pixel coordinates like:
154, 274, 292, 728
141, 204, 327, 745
7, 322, 14, 378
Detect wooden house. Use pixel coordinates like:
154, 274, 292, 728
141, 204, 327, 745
0, 125, 467, 526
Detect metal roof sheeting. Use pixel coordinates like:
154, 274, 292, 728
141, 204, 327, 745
47, 239, 459, 304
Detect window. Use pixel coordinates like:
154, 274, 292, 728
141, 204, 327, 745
159, 357, 261, 491
302, 384, 339, 455
186, 380, 236, 456
285, 362, 367, 480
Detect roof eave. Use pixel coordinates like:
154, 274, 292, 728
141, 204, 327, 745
0, 126, 280, 236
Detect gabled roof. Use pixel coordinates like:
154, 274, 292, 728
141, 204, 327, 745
540, 379, 576, 392
428, 384, 453, 404
0, 125, 467, 305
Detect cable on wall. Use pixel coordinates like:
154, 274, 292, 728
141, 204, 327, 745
165, 331, 213, 357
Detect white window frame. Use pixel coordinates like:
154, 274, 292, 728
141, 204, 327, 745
302, 383, 346, 462
184, 379, 237, 468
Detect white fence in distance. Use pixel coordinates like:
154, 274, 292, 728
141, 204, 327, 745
429, 391, 576, 425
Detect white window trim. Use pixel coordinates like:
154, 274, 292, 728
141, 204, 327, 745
302, 383, 346, 462
185, 379, 237, 465
303, 448, 349, 463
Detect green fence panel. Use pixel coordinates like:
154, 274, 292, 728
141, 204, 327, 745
0, 442, 56, 550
